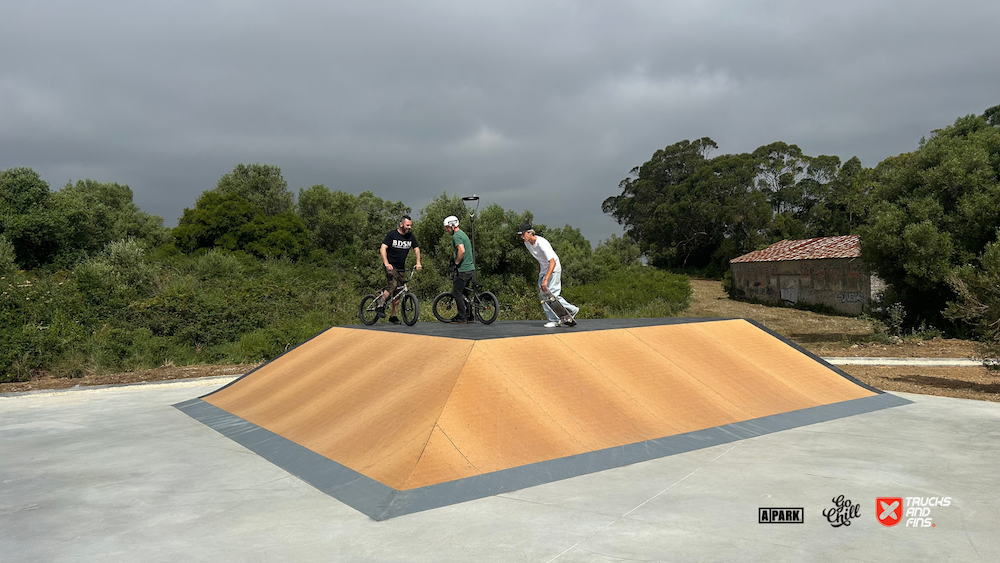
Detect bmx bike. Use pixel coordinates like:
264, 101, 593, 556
431, 275, 499, 324
359, 267, 419, 326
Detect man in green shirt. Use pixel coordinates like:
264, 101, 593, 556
444, 215, 475, 324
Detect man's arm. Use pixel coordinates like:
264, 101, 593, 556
380, 243, 392, 270
455, 244, 465, 266
414, 247, 422, 270
541, 258, 556, 291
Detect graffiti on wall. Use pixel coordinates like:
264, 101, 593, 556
838, 291, 864, 304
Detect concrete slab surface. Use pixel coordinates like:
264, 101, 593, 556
2, 380, 998, 562
825, 357, 983, 367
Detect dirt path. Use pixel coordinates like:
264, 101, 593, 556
3, 279, 996, 402
682, 279, 979, 358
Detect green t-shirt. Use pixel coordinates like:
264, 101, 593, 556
451, 229, 475, 272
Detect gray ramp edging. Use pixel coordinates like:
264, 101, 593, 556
174, 392, 911, 521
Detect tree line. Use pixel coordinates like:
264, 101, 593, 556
604, 103, 1000, 361
0, 165, 688, 381
2, 102, 998, 379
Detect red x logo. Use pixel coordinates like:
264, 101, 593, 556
877, 497, 903, 527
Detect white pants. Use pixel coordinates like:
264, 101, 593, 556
538, 270, 579, 322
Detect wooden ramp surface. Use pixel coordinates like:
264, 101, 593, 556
203, 319, 875, 490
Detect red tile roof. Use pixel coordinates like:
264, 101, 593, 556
730, 235, 861, 263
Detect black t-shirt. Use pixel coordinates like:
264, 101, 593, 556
382, 229, 419, 270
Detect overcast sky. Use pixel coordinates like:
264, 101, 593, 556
2, 0, 998, 244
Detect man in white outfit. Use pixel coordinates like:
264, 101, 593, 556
517, 222, 579, 328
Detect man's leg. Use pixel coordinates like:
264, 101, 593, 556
465, 271, 477, 320
452, 272, 470, 323
546, 271, 579, 318
388, 269, 405, 323
538, 272, 559, 322
378, 267, 399, 317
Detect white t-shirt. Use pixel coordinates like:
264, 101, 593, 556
524, 236, 561, 273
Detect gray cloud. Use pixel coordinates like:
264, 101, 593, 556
2, 0, 998, 243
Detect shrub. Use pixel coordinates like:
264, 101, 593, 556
0, 235, 16, 274
564, 266, 691, 316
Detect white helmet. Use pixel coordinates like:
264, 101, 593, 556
443, 215, 459, 227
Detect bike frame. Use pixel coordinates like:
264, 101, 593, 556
453, 272, 485, 307
383, 266, 417, 304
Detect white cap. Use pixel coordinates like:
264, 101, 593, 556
443, 215, 459, 227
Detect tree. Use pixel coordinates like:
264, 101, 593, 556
603, 138, 717, 259
753, 141, 807, 216
536, 225, 596, 286
605, 137, 873, 273
355, 191, 410, 255
592, 235, 643, 274
0, 234, 16, 274
215, 163, 294, 216
799, 156, 868, 238
468, 202, 535, 280
0, 167, 49, 214
0, 167, 67, 269
298, 185, 366, 254
604, 139, 774, 271
53, 180, 169, 261
859, 106, 1000, 328
1, 169, 167, 269
173, 191, 310, 259
947, 232, 1000, 367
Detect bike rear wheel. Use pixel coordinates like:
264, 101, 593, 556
401, 292, 419, 326
359, 294, 379, 325
432, 292, 473, 323
474, 291, 499, 324
432, 292, 457, 323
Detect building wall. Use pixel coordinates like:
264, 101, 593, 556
730, 257, 872, 315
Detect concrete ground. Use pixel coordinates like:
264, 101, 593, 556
2, 378, 998, 563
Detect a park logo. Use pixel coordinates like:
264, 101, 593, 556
758, 508, 804, 524
877, 497, 903, 527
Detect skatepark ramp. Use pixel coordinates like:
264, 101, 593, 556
176, 317, 909, 520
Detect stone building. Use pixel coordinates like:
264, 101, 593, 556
729, 235, 882, 315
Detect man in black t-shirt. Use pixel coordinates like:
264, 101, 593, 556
378, 215, 421, 323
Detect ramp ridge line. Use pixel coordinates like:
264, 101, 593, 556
395, 341, 478, 487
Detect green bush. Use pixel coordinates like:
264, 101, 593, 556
564, 266, 691, 316
0, 235, 16, 274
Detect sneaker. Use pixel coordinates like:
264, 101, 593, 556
388, 316, 401, 325
451, 318, 468, 324
375, 305, 386, 319
543, 321, 559, 328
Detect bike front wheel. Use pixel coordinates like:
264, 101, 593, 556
401, 292, 419, 326
359, 294, 380, 325
474, 291, 499, 324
